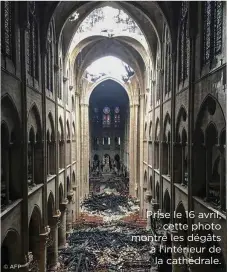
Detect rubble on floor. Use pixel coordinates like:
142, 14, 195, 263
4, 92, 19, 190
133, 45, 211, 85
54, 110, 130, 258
59, 222, 153, 271
59, 183, 157, 271
81, 193, 139, 222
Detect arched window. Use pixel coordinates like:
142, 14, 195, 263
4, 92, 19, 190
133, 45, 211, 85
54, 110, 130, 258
58, 117, 64, 169
114, 107, 120, 128
154, 118, 160, 169
202, 1, 223, 65
58, 58, 62, 99
164, 28, 171, 94
163, 113, 171, 176
178, 2, 189, 83
1, 1, 14, 59
149, 122, 152, 141
27, 1, 39, 80
66, 120, 71, 165
28, 127, 35, 185
103, 106, 111, 128
47, 113, 55, 176
46, 26, 53, 91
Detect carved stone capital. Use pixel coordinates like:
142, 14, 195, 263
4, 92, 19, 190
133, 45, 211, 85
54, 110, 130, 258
59, 200, 68, 212
40, 225, 51, 242
67, 190, 74, 201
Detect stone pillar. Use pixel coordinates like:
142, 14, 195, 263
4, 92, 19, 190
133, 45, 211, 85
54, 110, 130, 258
66, 191, 74, 233
48, 212, 61, 269
133, 104, 139, 199
75, 92, 81, 217
59, 200, 68, 248
38, 226, 50, 271
80, 103, 89, 198
128, 105, 135, 196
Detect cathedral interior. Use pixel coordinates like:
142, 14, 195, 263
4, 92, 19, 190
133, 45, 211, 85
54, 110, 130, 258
1, 1, 227, 272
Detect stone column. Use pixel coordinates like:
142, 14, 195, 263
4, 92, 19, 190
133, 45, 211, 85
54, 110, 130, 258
38, 226, 50, 271
59, 200, 68, 248
66, 191, 74, 233
133, 103, 139, 198
48, 212, 61, 269
80, 103, 89, 198
128, 105, 135, 196
75, 92, 81, 216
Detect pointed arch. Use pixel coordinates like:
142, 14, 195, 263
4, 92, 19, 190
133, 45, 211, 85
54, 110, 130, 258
149, 121, 152, 140
195, 94, 225, 137
47, 191, 55, 216
155, 117, 160, 141
59, 183, 64, 204
66, 176, 70, 193
1, 229, 21, 267
1, 94, 21, 141
66, 119, 70, 140
58, 116, 64, 140
176, 105, 187, 142
163, 112, 171, 141
47, 112, 55, 140
72, 171, 76, 185
28, 103, 42, 142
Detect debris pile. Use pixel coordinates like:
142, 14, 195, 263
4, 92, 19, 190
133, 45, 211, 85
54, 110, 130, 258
59, 176, 156, 271
81, 193, 139, 222
59, 223, 153, 271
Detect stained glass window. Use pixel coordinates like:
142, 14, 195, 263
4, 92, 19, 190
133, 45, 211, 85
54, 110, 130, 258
114, 114, 120, 128
46, 40, 53, 91
203, 1, 223, 65
1, 1, 14, 59
214, 1, 223, 55
27, 3, 39, 80
179, 2, 189, 83
203, 2, 212, 64
58, 59, 62, 99
103, 114, 111, 128
165, 28, 171, 95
